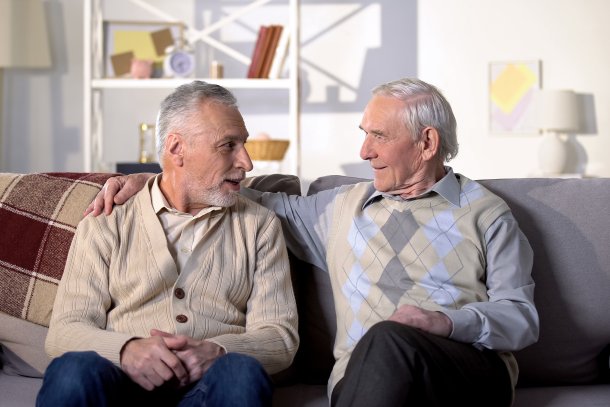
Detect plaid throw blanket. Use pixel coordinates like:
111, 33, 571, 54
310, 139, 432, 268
0, 172, 116, 327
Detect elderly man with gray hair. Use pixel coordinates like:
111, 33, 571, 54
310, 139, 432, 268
37, 81, 299, 407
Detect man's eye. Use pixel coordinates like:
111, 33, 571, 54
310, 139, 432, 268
222, 142, 236, 150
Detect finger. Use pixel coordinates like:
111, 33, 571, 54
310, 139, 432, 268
114, 173, 154, 205
160, 349, 189, 386
84, 189, 105, 217
150, 328, 188, 351
83, 202, 94, 217
114, 186, 133, 205
103, 179, 122, 215
149, 329, 188, 351
134, 375, 156, 392
164, 335, 189, 350
150, 328, 173, 338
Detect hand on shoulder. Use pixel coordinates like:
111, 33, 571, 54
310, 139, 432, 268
85, 172, 155, 216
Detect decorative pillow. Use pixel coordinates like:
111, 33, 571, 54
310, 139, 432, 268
0, 172, 117, 327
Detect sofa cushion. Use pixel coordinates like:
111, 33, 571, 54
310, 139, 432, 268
0, 173, 117, 327
0, 312, 48, 377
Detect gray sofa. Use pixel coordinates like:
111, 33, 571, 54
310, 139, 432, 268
1, 172, 610, 406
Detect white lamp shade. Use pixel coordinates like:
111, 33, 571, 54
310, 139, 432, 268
0, 0, 51, 68
535, 89, 579, 132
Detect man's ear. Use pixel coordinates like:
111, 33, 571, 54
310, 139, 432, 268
166, 133, 185, 166
420, 127, 441, 161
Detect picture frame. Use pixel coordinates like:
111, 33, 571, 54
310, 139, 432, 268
489, 60, 542, 135
103, 20, 186, 78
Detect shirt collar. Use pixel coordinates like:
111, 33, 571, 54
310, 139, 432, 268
151, 174, 223, 218
363, 166, 461, 208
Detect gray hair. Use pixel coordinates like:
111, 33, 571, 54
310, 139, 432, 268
372, 78, 458, 162
155, 80, 238, 164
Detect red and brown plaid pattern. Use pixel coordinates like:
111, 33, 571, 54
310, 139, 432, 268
0, 172, 116, 327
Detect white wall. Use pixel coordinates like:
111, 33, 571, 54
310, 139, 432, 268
1, 0, 85, 172
418, 0, 610, 179
1, 0, 415, 182
2, 0, 608, 183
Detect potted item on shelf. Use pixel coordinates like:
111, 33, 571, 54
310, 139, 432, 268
130, 58, 153, 79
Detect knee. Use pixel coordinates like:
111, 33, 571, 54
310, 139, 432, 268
357, 321, 425, 355
194, 354, 272, 406
366, 320, 403, 335
211, 353, 268, 383
363, 320, 417, 342
46, 351, 108, 378
38, 351, 115, 405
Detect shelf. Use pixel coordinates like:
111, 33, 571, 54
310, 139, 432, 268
84, 0, 300, 175
91, 78, 292, 90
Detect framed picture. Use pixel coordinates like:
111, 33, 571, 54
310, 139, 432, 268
489, 60, 541, 134
103, 20, 186, 78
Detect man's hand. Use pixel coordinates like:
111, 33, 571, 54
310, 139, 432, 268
85, 173, 154, 216
388, 304, 453, 337
120, 335, 189, 391
151, 329, 226, 384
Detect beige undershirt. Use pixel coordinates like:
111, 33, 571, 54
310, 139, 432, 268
150, 174, 223, 273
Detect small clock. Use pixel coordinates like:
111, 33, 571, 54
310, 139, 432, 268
164, 47, 195, 78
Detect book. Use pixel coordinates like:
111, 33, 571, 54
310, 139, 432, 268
268, 27, 290, 79
259, 25, 283, 78
247, 26, 270, 78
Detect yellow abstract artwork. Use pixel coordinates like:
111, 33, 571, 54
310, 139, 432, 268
103, 21, 184, 78
489, 61, 541, 134
114, 31, 161, 62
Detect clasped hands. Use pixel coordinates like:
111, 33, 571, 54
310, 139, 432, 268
120, 329, 225, 391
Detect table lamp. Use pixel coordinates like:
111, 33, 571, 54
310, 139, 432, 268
535, 89, 579, 175
0, 0, 51, 169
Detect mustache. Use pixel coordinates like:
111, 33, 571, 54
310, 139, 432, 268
224, 172, 246, 183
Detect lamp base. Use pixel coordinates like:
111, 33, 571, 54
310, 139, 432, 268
538, 132, 568, 175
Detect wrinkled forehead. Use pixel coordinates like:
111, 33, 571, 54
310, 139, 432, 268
361, 95, 408, 130
192, 102, 247, 134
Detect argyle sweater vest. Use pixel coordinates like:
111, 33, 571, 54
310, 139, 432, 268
326, 175, 512, 392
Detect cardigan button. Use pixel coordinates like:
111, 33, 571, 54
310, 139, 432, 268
176, 314, 188, 323
174, 288, 185, 299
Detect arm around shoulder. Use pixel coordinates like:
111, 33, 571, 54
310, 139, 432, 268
85, 172, 155, 217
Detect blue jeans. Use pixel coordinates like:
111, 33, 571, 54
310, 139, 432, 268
36, 351, 273, 407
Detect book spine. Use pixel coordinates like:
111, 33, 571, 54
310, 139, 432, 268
259, 25, 283, 79
247, 26, 269, 79
268, 26, 290, 79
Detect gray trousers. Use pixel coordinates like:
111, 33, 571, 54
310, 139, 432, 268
331, 321, 512, 407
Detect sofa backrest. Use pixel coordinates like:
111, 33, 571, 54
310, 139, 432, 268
480, 178, 610, 386
302, 175, 610, 387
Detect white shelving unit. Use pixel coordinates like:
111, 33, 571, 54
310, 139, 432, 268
83, 0, 300, 175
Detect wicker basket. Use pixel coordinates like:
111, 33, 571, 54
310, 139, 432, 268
245, 139, 290, 161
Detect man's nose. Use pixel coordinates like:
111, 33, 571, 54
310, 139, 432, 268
237, 146, 254, 172
360, 136, 374, 160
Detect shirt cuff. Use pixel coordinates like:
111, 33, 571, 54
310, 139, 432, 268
441, 308, 482, 344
